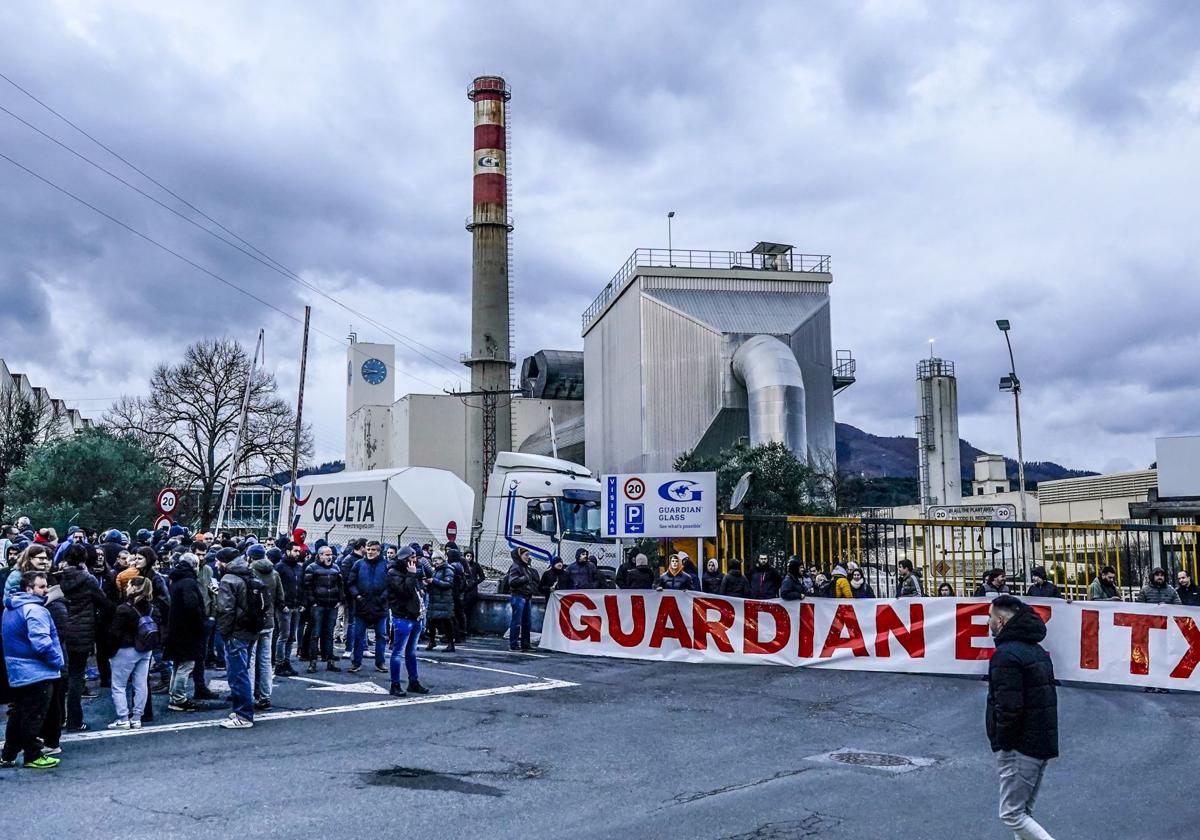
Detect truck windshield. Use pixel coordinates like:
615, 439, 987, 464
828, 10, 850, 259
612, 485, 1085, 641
557, 495, 603, 543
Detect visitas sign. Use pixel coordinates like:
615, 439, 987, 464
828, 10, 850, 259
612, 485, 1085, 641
603, 472, 717, 538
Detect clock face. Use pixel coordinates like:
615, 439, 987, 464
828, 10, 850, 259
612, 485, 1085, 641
361, 358, 387, 385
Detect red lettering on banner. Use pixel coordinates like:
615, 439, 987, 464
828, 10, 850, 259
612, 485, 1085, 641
692, 597, 736, 653
820, 604, 869, 658
955, 603, 993, 660
1169, 616, 1200, 680
1079, 609, 1100, 670
1114, 612, 1168, 675
797, 602, 815, 658
605, 594, 646, 647
874, 603, 926, 658
649, 595, 694, 649
559, 594, 600, 642
744, 601, 790, 655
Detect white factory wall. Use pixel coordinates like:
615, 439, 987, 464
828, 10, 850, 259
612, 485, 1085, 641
391, 394, 468, 483
511, 398, 584, 451
346, 404, 392, 471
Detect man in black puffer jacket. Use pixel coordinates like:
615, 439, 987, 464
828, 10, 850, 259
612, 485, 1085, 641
986, 595, 1058, 840
57, 545, 113, 730
504, 548, 541, 652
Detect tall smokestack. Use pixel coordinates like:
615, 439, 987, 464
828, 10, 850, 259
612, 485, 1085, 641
464, 75, 514, 523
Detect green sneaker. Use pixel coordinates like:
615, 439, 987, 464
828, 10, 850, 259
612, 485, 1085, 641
23, 755, 60, 769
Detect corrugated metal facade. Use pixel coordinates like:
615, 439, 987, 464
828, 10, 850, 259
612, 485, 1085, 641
642, 295, 724, 470
583, 281, 645, 474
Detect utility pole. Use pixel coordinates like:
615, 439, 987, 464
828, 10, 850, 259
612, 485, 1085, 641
215, 329, 264, 535
286, 305, 311, 530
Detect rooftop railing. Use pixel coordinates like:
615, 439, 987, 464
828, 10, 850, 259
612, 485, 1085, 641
581, 248, 831, 331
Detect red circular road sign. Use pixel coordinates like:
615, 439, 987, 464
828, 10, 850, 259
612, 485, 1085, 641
624, 477, 646, 500
153, 514, 173, 531
446, 520, 458, 542
155, 487, 179, 516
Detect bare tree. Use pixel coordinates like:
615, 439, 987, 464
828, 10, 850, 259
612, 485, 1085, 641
106, 338, 312, 531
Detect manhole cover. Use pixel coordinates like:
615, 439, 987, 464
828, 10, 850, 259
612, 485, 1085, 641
828, 751, 912, 768
804, 748, 936, 775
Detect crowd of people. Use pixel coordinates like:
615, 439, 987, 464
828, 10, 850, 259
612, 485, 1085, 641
0, 517, 489, 769
4, 518, 1194, 771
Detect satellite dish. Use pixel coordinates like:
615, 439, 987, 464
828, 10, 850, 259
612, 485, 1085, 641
730, 471, 753, 510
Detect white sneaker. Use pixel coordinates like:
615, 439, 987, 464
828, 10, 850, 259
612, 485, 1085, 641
43, 747, 63, 756
107, 720, 130, 730
130, 720, 142, 729
219, 713, 254, 730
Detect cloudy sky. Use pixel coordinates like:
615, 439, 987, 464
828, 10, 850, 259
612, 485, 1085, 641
1, 0, 1197, 473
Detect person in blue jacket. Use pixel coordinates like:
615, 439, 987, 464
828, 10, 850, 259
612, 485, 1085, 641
2, 570, 65, 769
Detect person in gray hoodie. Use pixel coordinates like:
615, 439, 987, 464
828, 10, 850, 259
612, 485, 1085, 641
249, 546, 285, 711
215, 555, 258, 729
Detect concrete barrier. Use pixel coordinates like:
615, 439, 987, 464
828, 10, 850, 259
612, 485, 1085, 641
471, 592, 547, 635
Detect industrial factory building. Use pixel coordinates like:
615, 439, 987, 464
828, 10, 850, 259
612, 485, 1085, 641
342, 75, 853, 524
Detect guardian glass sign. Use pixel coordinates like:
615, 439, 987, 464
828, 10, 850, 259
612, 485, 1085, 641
603, 472, 717, 538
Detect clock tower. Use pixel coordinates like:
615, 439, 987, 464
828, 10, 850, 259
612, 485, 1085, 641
345, 339, 395, 469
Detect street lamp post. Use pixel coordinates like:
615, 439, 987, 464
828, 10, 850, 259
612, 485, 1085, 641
996, 319, 1028, 522
667, 211, 675, 265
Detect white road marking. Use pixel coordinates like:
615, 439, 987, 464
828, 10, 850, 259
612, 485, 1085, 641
456, 646, 548, 659
418, 657, 540, 680
309, 681, 390, 695
59, 678, 579, 743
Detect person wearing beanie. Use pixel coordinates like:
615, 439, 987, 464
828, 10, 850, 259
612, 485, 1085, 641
385, 547, 429, 696
165, 555, 206, 712
503, 548, 540, 652
719, 559, 751, 598
1139, 567, 1181, 606
273, 541, 305, 677
249, 552, 285, 710
623, 553, 655, 590
539, 557, 568, 598
1026, 567, 1063, 599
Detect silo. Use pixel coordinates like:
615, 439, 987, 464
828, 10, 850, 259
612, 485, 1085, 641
915, 358, 962, 509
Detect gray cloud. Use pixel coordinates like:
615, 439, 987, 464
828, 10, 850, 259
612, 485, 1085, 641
0, 0, 1195, 469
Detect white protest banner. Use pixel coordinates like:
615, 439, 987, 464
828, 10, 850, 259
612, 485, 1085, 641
539, 591, 1200, 692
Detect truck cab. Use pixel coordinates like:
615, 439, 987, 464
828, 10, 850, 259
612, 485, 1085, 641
477, 452, 618, 574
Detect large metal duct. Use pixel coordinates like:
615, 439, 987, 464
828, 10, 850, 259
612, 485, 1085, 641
731, 334, 807, 456
520, 349, 584, 400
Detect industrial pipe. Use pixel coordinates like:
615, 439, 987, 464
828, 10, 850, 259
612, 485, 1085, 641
731, 335, 808, 458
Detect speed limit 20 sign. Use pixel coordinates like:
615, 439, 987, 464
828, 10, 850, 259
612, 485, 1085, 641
156, 487, 179, 516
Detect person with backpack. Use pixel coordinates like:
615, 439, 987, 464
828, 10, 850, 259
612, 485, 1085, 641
215, 553, 262, 729
248, 546, 284, 710
106, 576, 156, 731
1, 570, 65, 769
347, 540, 390, 673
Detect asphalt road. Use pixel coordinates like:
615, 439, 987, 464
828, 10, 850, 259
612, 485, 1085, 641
2, 636, 1192, 839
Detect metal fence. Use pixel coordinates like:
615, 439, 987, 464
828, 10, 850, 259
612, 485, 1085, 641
719, 514, 1200, 599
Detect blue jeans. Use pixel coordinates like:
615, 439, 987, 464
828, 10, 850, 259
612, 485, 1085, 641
343, 601, 357, 654
390, 618, 420, 684
309, 605, 338, 661
354, 615, 388, 667
224, 639, 254, 722
509, 595, 531, 650
251, 629, 273, 701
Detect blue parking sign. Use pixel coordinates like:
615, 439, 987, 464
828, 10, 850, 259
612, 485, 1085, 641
625, 503, 644, 534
